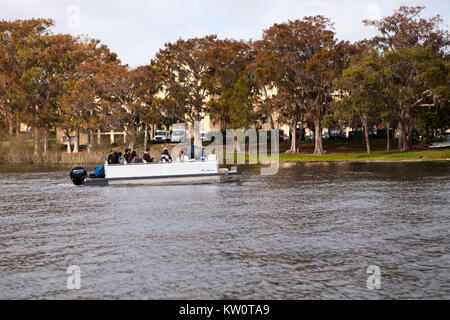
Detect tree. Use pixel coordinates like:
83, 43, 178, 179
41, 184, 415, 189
253, 35, 303, 152
154, 35, 217, 151
130, 63, 163, 150
303, 38, 359, 154
0, 18, 53, 149
254, 16, 357, 154
58, 38, 118, 153
253, 19, 316, 153
203, 39, 255, 130
334, 50, 384, 154
363, 5, 450, 151
383, 46, 449, 151
363, 6, 449, 53
17, 33, 83, 155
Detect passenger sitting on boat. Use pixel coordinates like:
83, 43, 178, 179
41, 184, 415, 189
107, 150, 115, 164
160, 147, 172, 162
118, 152, 123, 163
124, 148, 130, 163
197, 146, 207, 160
128, 150, 142, 163
112, 151, 121, 164
127, 150, 136, 163
143, 148, 153, 163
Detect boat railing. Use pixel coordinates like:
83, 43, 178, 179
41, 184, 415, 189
105, 158, 217, 166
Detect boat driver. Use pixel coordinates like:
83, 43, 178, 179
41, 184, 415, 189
197, 146, 207, 160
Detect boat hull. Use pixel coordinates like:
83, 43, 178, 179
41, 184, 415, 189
83, 170, 240, 186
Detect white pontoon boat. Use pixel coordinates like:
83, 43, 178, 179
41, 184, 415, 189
69, 155, 241, 186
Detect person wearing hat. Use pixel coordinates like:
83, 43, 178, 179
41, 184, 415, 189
160, 147, 172, 162
197, 146, 207, 161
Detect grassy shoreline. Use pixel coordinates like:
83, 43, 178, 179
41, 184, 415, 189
277, 149, 450, 162
0, 149, 448, 166
1, 134, 449, 165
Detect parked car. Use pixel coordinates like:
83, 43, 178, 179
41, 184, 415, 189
171, 130, 189, 143
153, 130, 171, 143
328, 128, 346, 140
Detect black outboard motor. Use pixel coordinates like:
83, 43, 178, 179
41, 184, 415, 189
70, 166, 88, 185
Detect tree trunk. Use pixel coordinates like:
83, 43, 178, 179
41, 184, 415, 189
34, 127, 41, 156
313, 117, 324, 155
66, 135, 72, 154
295, 133, 301, 152
73, 129, 79, 153
8, 120, 14, 136
406, 121, 414, 151
288, 122, 300, 153
126, 125, 136, 149
129, 129, 135, 150
269, 113, 274, 130
151, 123, 155, 140
87, 130, 92, 153
362, 116, 371, 155
43, 127, 49, 156
143, 123, 149, 151
386, 122, 390, 152
16, 121, 21, 136
398, 120, 408, 152
194, 112, 202, 153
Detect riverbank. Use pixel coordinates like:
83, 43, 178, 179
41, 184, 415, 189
278, 149, 450, 162
1, 135, 449, 164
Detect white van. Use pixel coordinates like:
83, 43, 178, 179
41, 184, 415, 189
171, 130, 189, 143
153, 130, 171, 143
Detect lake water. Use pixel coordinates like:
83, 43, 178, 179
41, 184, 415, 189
0, 162, 449, 299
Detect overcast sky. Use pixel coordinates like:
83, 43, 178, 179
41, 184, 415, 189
1, 0, 449, 68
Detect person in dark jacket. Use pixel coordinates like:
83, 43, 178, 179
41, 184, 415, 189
112, 151, 120, 164
127, 150, 136, 163
124, 148, 130, 162
107, 150, 115, 164
130, 150, 142, 163
143, 148, 153, 163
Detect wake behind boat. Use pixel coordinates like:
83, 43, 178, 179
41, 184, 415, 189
69, 155, 241, 186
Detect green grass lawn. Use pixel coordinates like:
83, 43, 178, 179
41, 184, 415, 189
228, 138, 450, 162
275, 138, 450, 162
278, 149, 450, 162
